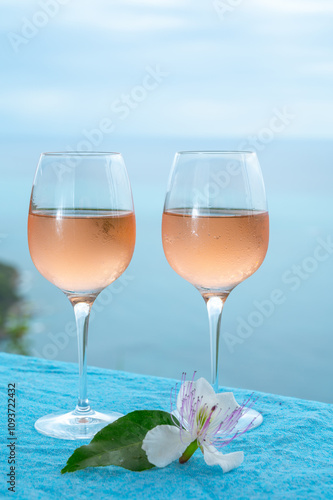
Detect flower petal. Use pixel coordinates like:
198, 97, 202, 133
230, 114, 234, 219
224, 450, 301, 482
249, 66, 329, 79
177, 377, 216, 417
214, 392, 239, 414
203, 443, 244, 473
142, 425, 191, 468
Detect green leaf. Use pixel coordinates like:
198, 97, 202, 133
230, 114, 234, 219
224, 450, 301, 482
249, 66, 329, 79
61, 410, 177, 474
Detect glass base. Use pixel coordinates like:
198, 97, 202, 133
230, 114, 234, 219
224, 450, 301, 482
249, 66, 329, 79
231, 407, 263, 434
34, 407, 123, 440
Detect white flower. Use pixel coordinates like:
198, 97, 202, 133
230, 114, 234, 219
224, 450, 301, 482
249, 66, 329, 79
142, 376, 255, 473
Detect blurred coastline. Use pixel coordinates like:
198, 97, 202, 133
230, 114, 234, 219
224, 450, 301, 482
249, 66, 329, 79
0, 262, 30, 355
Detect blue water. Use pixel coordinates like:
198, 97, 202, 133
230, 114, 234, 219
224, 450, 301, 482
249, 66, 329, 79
1, 136, 332, 403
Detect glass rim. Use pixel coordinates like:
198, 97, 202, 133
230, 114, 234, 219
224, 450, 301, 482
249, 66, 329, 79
40, 151, 121, 157
176, 150, 255, 155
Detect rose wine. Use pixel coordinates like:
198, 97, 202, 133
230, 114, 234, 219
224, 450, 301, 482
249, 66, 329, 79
28, 209, 136, 293
162, 209, 269, 291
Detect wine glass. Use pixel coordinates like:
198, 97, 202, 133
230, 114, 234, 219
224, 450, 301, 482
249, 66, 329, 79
162, 151, 269, 431
28, 152, 136, 439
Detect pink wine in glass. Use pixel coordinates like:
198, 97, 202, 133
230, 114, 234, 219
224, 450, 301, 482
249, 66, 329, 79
28, 152, 135, 440
162, 151, 269, 433
28, 209, 136, 293
162, 208, 269, 292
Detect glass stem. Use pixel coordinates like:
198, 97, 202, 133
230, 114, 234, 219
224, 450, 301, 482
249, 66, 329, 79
205, 295, 227, 393
73, 301, 92, 412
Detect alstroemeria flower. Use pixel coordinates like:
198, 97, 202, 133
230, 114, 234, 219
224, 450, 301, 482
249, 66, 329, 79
142, 375, 255, 473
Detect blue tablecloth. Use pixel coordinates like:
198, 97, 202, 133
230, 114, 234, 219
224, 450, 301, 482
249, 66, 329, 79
0, 352, 332, 499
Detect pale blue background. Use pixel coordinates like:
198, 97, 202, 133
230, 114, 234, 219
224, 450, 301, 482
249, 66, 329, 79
0, 1, 332, 403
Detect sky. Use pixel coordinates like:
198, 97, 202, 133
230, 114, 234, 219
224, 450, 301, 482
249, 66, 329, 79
1, 0, 333, 139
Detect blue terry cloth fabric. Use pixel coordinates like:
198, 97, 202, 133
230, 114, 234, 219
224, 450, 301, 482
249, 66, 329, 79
0, 352, 332, 500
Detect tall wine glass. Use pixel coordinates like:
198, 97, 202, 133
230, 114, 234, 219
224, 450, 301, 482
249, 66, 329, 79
28, 152, 136, 439
162, 151, 269, 431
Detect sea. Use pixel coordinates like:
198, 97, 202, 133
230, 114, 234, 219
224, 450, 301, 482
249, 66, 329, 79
1, 135, 332, 404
